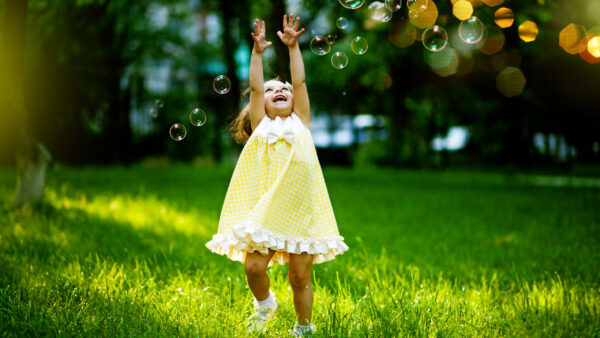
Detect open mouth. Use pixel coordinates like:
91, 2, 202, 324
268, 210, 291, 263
273, 94, 287, 103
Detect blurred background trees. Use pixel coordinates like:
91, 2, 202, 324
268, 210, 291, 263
1, 0, 599, 174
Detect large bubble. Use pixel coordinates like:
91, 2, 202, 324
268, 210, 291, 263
310, 36, 331, 55
459, 16, 485, 44
331, 52, 349, 69
339, 0, 365, 9
351, 36, 369, 54
368, 1, 393, 22
422, 25, 448, 52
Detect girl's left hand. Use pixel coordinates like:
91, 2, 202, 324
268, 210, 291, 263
277, 14, 305, 47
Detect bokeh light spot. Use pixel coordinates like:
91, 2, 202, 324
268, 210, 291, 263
558, 24, 587, 55
588, 36, 600, 57
213, 75, 231, 94
431, 49, 459, 77
310, 36, 331, 55
481, 0, 504, 6
169, 123, 187, 141
496, 66, 526, 97
409, 0, 438, 29
407, 0, 429, 15
518, 21, 539, 43
389, 21, 417, 48
480, 25, 505, 55
331, 52, 349, 69
189, 108, 207, 127
453, 1, 473, 21
422, 25, 449, 52
494, 7, 514, 28
579, 34, 600, 64
351, 36, 369, 54
339, 0, 365, 9
425, 46, 455, 69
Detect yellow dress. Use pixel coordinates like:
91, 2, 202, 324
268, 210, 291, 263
206, 113, 348, 266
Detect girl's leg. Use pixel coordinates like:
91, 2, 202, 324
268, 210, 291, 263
288, 253, 315, 326
244, 249, 276, 301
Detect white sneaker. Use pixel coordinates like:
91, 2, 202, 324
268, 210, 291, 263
289, 322, 316, 337
247, 292, 278, 333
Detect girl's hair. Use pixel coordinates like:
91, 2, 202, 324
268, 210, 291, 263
228, 77, 292, 144
229, 87, 252, 144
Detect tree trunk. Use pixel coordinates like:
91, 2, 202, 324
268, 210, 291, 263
268, 0, 288, 82
14, 144, 52, 208
0, 0, 51, 208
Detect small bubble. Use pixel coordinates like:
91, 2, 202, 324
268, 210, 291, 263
189, 108, 207, 127
169, 123, 187, 141
459, 16, 485, 44
331, 51, 349, 69
385, 0, 402, 12
326, 34, 337, 45
422, 25, 448, 52
213, 75, 231, 94
351, 36, 368, 55
336, 17, 349, 30
407, 0, 428, 14
310, 36, 331, 55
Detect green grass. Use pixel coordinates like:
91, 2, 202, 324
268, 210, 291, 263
0, 165, 599, 336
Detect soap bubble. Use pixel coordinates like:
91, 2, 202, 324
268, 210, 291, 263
148, 99, 163, 118
213, 75, 231, 94
384, 0, 402, 12
422, 25, 448, 52
310, 36, 331, 55
351, 36, 368, 54
331, 52, 349, 69
189, 108, 207, 127
326, 34, 337, 45
169, 123, 187, 141
368, 1, 392, 22
459, 16, 485, 44
336, 17, 349, 30
339, 0, 365, 9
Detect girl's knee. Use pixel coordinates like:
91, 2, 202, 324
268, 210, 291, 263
288, 270, 311, 291
244, 260, 267, 278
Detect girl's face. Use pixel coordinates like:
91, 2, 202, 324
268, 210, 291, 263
264, 80, 293, 118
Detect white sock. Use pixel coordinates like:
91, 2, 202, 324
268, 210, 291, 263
255, 290, 276, 309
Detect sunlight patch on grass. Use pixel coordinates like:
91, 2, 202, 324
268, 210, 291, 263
45, 188, 213, 238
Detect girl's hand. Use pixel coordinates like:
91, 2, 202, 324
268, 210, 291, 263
277, 14, 305, 47
251, 19, 272, 53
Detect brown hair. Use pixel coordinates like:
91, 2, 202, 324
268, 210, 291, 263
229, 87, 252, 144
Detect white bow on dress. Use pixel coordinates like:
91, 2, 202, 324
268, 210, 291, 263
265, 116, 297, 145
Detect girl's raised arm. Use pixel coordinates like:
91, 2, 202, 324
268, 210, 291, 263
277, 14, 310, 127
249, 19, 272, 131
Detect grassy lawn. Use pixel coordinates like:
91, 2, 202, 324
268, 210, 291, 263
0, 165, 599, 336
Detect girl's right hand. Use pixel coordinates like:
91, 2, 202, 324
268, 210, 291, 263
251, 19, 272, 53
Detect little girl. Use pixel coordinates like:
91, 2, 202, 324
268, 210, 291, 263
206, 14, 348, 336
